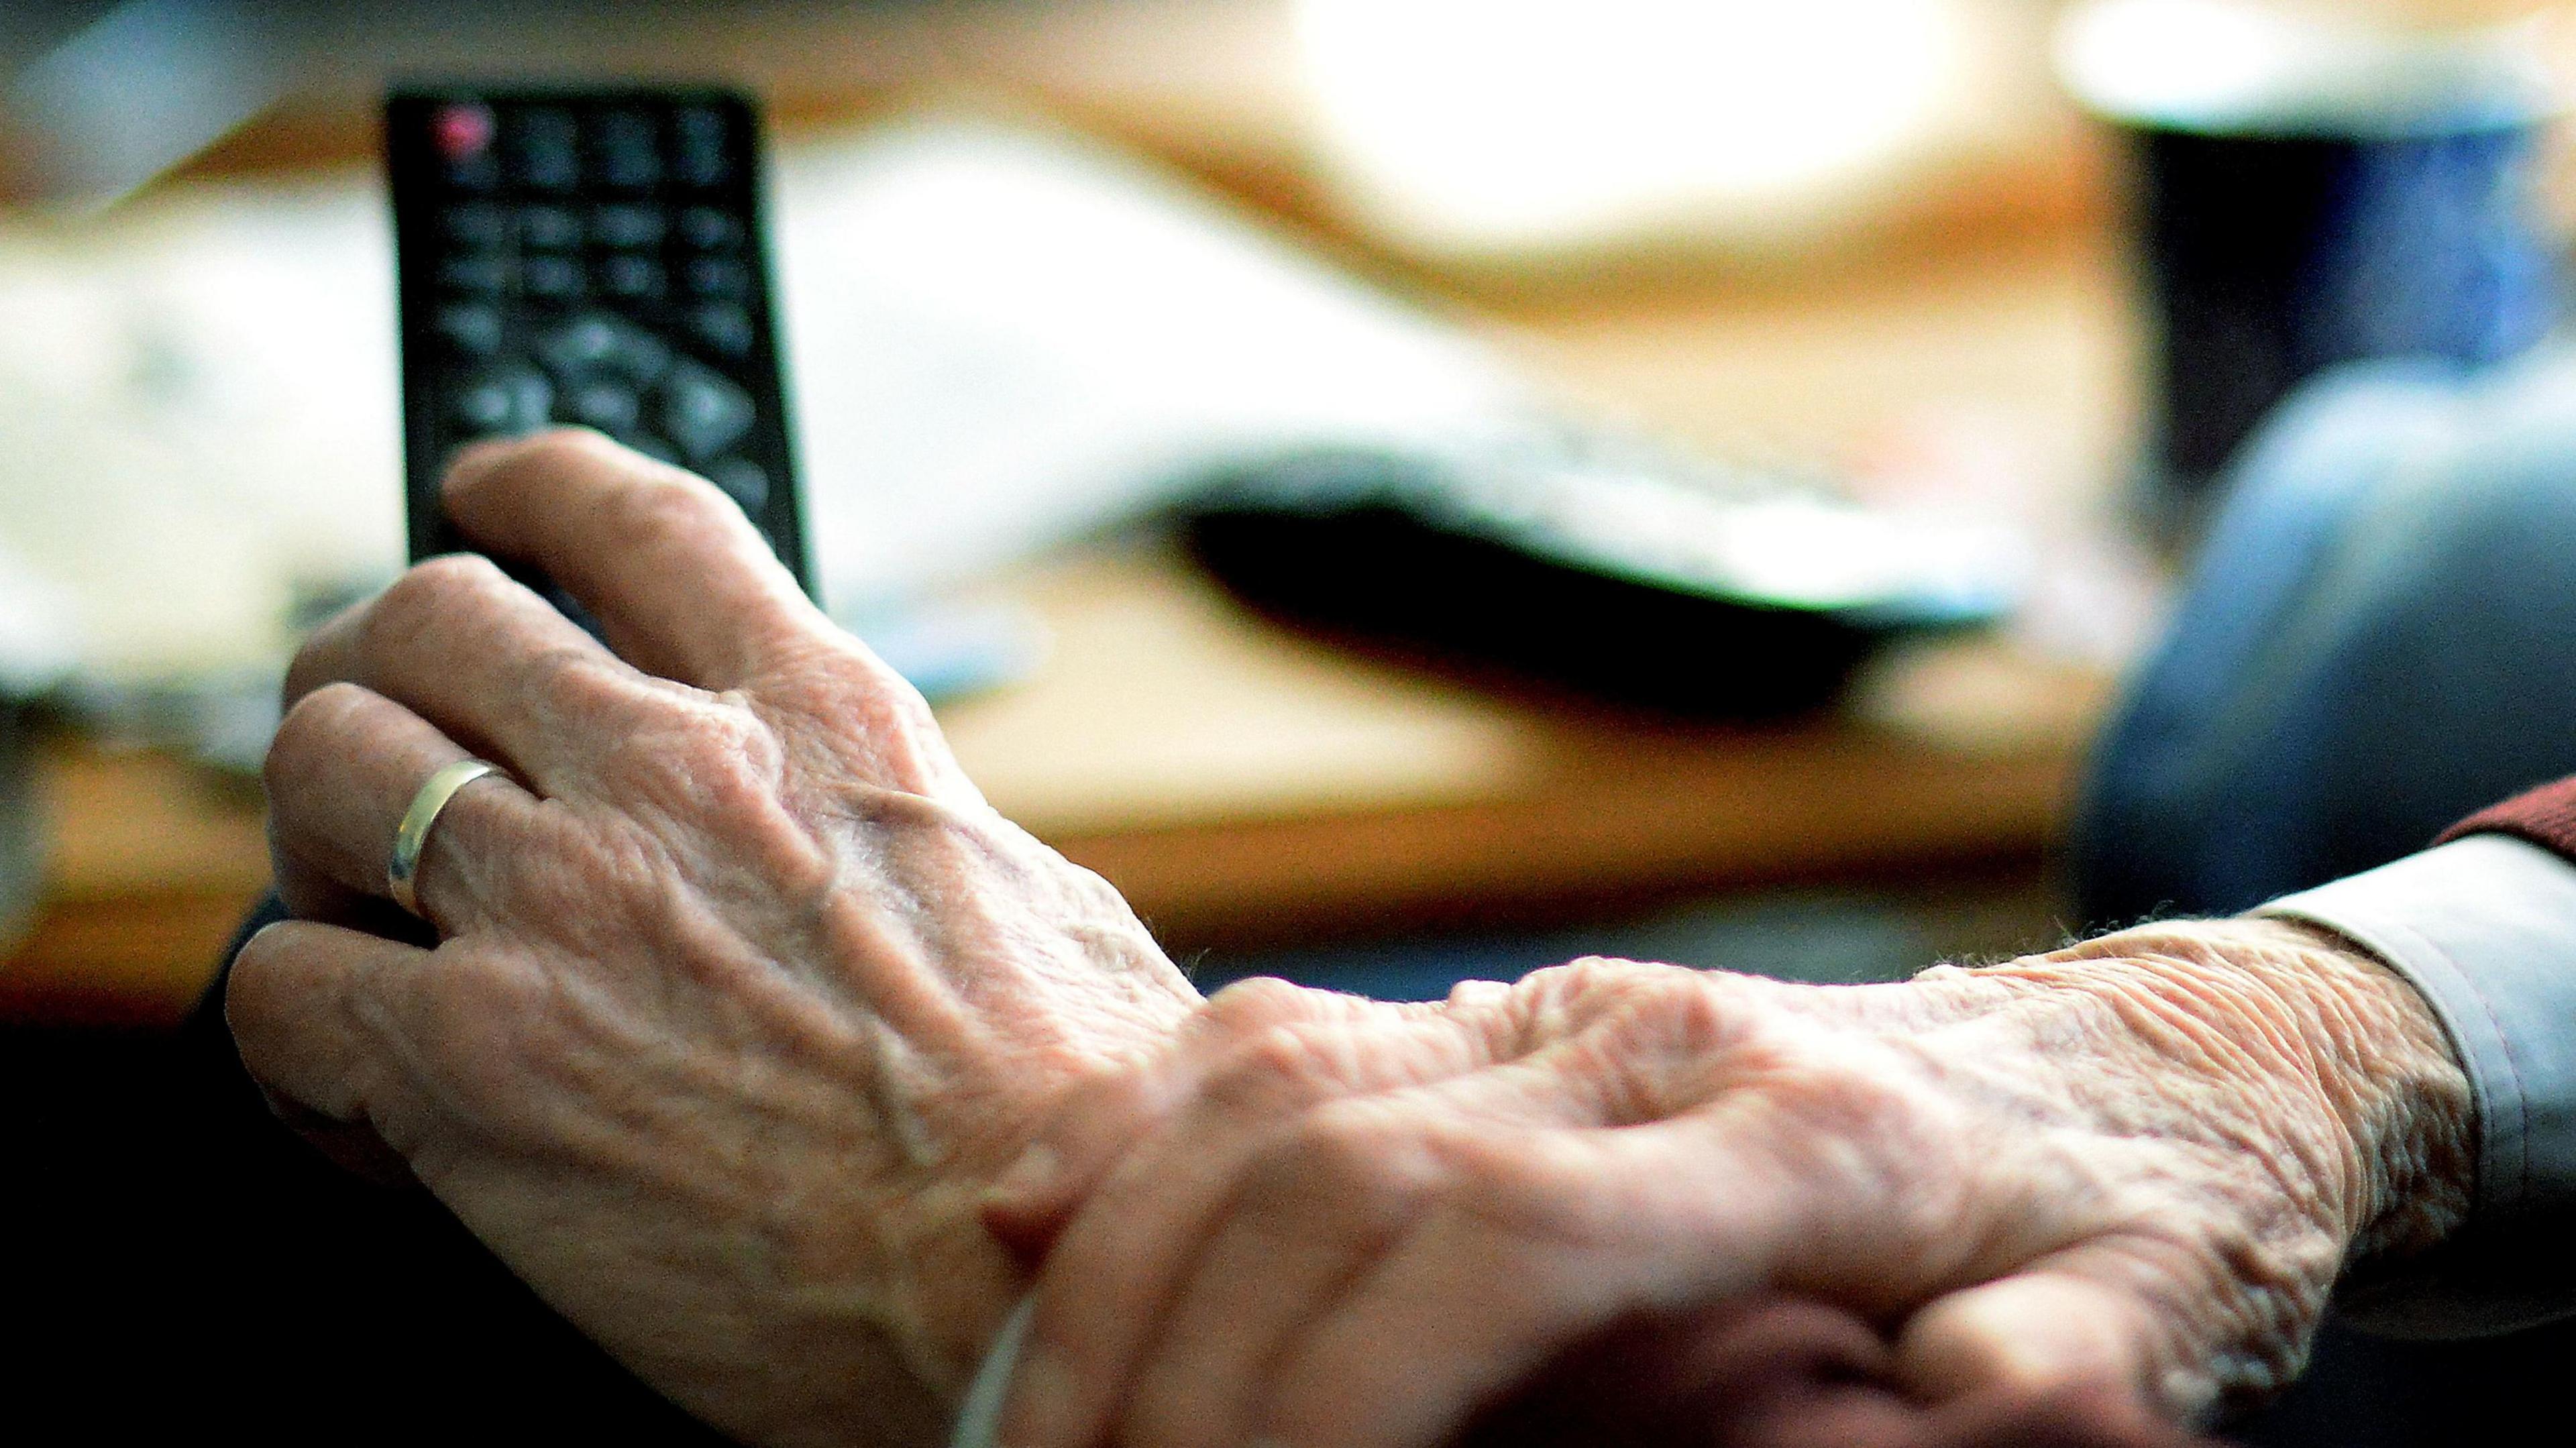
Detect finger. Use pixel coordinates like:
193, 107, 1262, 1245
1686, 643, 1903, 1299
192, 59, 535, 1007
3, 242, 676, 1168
983, 980, 1419, 1256
266, 681, 543, 935
1114, 1044, 1697, 1448
1460, 1296, 1908, 1448
997, 991, 1497, 1448
284, 552, 655, 793
227, 917, 430, 1131
440, 429, 820, 689
1261, 1184, 1633, 1448
1893, 1268, 2162, 1411
1114, 1099, 1450, 1448
1257, 1109, 1831, 1448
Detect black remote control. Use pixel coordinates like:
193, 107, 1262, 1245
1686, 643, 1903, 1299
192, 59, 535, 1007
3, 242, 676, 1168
385, 85, 810, 606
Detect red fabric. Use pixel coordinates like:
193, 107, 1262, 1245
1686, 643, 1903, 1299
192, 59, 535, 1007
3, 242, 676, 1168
1462, 1297, 2218, 1448
2440, 777, 2576, 860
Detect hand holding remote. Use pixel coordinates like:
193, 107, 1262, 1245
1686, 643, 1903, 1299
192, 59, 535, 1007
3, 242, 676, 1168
236, 433, 1200, 1446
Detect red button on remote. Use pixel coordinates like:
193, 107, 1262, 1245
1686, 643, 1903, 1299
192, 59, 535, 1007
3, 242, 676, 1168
432, 103, 495, 162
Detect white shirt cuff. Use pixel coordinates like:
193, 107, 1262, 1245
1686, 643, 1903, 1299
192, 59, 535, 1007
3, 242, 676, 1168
2261, 834, 2576, 1335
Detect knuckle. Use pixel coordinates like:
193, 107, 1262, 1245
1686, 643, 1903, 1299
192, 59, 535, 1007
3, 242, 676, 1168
370, 553, 510, 645
266, 680, 378, 791
817, 681, 955, 793
1503, 955, 1639, 1030
519, 643, 635, 719
753, 653, 964, 797
852, 670, 938, 732
666, 698, 784, 785
842, 684, 941, 756
1599, 970, 1741, 1061
1203, 1021, 1357, 1117
605, 695, 813, 865
1200, 976, 1326, 1039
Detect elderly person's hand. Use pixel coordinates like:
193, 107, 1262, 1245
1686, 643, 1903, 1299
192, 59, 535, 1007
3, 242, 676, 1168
229, 431, 1199, 1447
983, 925, 2473, 1448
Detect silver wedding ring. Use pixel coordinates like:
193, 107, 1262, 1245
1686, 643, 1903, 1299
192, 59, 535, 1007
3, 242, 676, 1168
388, 759, 504, 917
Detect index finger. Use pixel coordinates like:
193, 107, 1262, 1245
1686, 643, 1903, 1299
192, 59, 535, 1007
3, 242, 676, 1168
441, 429, 820, 689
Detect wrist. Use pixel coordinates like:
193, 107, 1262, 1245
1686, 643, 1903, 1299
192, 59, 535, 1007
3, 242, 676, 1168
2047, 919, 2474, 1265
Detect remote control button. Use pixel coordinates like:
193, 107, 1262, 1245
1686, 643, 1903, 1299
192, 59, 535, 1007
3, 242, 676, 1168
568, 379, 642, 433
691, 302, 754, 357
522, 254, 584, 300
674, 107, 730, 187
684, 256, 750, 298
536, 313, 671, 385
439, 254, 512, 295
600, 253, 666, 300
448, 155, 502, 190
660, 361, 755, 461
515, 108, 580, 190
443, 202, 508, 247
705, 458, 770, 514
453, 366, 552, 435
519, 205, 580, 250
592, 203, 666, 248
436, 302, 504, 355
433, 102, 496, 160
596, 110, 662, 189
433, 102, 500, 190
679, 206, 742, 250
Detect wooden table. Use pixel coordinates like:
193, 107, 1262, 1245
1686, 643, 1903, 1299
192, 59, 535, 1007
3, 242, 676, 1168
0, 531, 2114, 1027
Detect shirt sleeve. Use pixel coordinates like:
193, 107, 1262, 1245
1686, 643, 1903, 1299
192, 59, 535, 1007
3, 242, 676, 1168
2259, 834, 2576, 1336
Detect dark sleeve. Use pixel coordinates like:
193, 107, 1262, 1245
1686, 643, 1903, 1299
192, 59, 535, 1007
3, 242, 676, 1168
2440, 777, 2576, 860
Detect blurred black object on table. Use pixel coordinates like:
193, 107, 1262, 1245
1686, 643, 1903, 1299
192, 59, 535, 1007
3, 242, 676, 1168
1183, 433, 2023, 720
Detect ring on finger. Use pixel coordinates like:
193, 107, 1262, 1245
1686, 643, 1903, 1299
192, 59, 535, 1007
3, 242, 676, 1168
388, 758, 506, 917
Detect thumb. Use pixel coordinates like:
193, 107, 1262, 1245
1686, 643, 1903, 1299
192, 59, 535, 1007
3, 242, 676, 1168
1894, 1271, 2163, 1411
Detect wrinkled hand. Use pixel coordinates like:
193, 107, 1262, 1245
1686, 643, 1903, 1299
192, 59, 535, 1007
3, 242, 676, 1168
985, 925, 2473, 1448
229, 431, 1199, 1447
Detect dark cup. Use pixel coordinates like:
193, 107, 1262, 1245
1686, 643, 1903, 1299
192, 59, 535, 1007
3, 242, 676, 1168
2062, 3, 2561, 520
2135, 115, 2555, 496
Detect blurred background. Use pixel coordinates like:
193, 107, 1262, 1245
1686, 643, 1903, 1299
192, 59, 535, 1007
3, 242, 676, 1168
1, 1, 2572, 1440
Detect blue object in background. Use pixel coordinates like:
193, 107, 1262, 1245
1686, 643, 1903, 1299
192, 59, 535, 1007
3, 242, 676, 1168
2079, 345, 2576, 926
